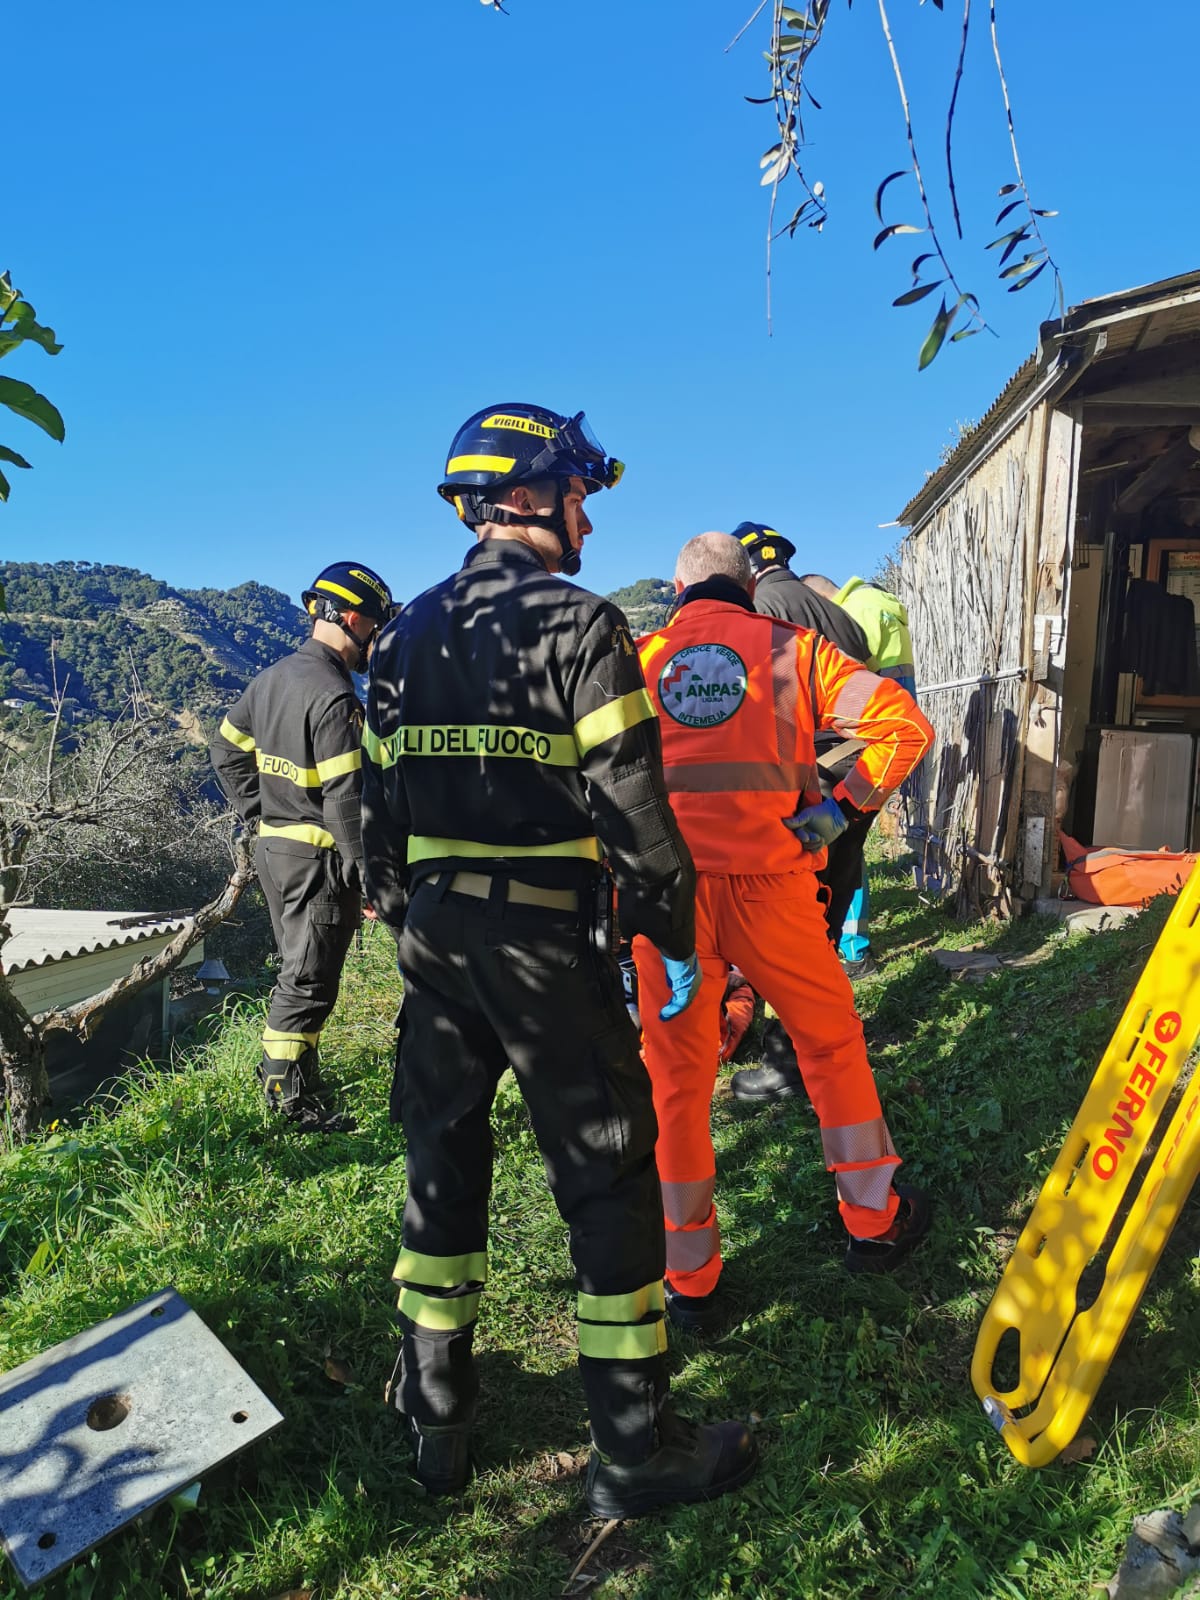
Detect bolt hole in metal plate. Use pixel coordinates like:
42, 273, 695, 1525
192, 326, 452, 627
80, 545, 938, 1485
0, 1288, 283, 1588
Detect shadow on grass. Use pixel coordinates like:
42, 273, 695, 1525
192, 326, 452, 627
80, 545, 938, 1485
6, 866, 1199, 1600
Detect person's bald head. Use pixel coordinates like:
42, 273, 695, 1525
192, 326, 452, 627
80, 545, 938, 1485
673, 532, 754, 594
801, 573, 838, 599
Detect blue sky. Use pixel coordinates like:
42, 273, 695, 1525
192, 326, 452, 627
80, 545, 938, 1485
3, 1, 1197, 609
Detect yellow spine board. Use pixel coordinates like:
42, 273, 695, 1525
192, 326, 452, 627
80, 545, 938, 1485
971, 868, 1200, 1467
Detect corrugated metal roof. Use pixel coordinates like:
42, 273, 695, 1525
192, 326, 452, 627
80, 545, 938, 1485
2, 910, 191, 975
899, 355, 1039, 530
900, 268, 1200, 530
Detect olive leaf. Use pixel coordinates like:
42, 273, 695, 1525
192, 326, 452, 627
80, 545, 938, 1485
918, 296, 957, 370
893, 280, 945, 306
874, 222, 923, 249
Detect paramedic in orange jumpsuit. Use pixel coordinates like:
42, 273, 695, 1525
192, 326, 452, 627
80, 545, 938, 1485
633, 533, 936, 1327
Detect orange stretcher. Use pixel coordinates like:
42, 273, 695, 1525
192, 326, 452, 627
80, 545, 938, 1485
971, 866, 1200, 1467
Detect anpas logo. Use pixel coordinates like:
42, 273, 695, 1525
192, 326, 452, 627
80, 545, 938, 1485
659, 643, 747, 728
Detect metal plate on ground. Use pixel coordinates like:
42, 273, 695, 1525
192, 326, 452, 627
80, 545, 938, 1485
0, 1286, 283, 1588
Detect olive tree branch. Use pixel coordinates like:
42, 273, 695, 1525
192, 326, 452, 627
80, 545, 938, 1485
726, 0, 772, 51
876, 0, 989, 352
989, 0, 1064, 315
945, 0, 971, 240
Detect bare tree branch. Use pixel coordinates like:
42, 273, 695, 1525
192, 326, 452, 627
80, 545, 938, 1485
727, 0, 772, 52
38, 833, 256, 1038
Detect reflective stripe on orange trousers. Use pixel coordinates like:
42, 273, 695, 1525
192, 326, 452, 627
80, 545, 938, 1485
635, 869, 901, 1296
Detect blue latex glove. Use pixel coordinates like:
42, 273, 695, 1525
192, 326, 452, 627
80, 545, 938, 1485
659, 952, 702, 1021
785, 795, 849, 852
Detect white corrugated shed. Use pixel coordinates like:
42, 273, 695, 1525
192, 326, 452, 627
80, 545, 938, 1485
2, 911, 203, 1017
2, 910, 192, 974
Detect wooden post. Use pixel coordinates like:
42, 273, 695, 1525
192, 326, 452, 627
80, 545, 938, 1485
1014, 405, 1083, 900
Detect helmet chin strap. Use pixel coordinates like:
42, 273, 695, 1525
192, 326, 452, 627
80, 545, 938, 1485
340, 619, 372, 674
465, 482, 581, 575
314, 598, 371, 671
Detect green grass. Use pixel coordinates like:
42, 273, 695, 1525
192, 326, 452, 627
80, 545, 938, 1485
2, 855, 1199, 1599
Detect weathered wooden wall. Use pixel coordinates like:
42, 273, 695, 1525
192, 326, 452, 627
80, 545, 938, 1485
900, 410, 1046, 915
1016, 407, 1082, 899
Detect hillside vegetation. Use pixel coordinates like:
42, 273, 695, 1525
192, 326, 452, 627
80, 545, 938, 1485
0, 562, 306, 722
2, 855, 1197, 1598
0, 562, 676, 727
606, 577, 674, 635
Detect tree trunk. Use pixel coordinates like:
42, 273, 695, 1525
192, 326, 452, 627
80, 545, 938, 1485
0, 976, 48, 1148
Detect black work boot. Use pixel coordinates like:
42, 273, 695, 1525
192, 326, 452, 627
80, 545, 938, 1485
844, 1183, 932, 1274
585, 1399, 758, 1518
663, 1283, 724, 1336
386, 1325, 478, 1495
730, 1017, 805, 1103
404, 1416, 473, 1496
840, 952, 879, 982
283, 1096, 357, 1135
258, 1056, 356, 1135
730, 1061, 806, 1102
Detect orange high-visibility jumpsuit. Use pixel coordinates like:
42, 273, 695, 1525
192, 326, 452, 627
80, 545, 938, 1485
634, 592, 934, 1296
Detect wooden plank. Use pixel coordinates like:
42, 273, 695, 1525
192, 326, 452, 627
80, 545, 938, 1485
1083, 403, 1200, 430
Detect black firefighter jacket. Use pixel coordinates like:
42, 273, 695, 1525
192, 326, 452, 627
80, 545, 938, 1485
210, 637, 367, 889
752, 566, 871, 662
752, 565, 871, 782
361, 539, 696, 958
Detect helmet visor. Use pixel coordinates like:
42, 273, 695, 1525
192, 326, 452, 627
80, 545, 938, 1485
558, 412, 624, 490
514, 412, 622, 493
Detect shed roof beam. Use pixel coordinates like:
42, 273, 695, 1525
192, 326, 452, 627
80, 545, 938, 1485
1083, 403, 1200, 430
1112, 434, 1200, 517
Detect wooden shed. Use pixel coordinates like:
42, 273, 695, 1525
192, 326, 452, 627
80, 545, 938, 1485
898, 269, 1200, 915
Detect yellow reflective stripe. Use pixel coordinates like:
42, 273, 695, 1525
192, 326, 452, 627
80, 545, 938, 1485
392, 1249, 488, 1288
573, 689, 656, 757
315, 749, 362, 782
260, 821, 336, 849
256, 750, 320, 787
397, 1288, 481, 1331
364, 724, 578, 768
577, 1281, 665, 1324
447, 453, 516, 474
219, 716, 256, 754
638, 633, 670, 670
315, 577, 363, 605
407, 835, 601, 864
260, 748, 365, 787
577, 1319, 669, 1361
261, 1029, 320, 1061
480, 413, 557, 438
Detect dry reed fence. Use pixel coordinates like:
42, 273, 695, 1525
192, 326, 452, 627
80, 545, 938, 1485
900, 418, 1037, 917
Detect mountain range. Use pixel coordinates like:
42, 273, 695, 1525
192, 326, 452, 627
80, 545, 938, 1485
0, 562, 675, 724
0, 562, 307, 723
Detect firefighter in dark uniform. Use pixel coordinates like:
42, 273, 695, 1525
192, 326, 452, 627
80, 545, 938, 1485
362, 403, 757, 1517
211, 559, 395, 1133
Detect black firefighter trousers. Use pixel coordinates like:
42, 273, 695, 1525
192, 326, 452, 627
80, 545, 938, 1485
255, 836, 360, 1110
390, 876, 671, 1463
